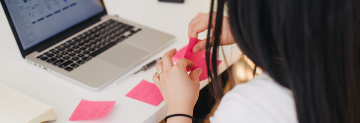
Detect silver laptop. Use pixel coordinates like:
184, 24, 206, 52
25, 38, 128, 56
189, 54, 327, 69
1, 0, 174, 90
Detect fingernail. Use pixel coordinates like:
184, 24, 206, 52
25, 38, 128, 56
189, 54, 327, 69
198, 68, 202, 75
193, 47, 199, 52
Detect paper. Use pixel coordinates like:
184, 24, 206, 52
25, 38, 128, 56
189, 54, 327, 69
69, 99, 116, 121
126, 79, 164, 106
172, 46, 187, 62
193, 56, 222, 81
184, 38, 205, 64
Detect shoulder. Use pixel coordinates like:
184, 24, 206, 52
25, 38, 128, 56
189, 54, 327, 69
210, 73, 298, 123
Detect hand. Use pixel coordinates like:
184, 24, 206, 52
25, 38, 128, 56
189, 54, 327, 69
188, 12, 236, 52
153, 49, 202, 116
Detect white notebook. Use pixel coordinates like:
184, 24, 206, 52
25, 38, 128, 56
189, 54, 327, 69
0, 83, 57, 123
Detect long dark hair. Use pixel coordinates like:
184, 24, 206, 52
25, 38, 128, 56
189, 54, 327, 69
205, 0, 360, 123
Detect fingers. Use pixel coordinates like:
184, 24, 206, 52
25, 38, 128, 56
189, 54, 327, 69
176, 58, 196, 71
162, 49, 177, 71
189, 12, 217, 39
153, 72, 160, 88
189, 68, 202, 81
189, 13, 208, 38
156, 60, 163, 72
192, 39, 207, 52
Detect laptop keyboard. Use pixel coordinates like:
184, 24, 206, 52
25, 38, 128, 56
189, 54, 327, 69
36, 19, 141, 72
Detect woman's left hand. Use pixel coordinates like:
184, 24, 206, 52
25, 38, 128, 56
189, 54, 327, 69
153, 49, 202, 116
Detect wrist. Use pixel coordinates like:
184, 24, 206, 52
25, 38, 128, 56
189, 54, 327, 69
167, 106, 194, 116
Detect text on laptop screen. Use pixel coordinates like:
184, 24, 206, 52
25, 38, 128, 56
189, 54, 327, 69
4, 0, 104, 50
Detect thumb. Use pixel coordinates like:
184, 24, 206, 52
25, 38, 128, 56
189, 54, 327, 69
189, 68, 202, 81
192, 39, 206, 53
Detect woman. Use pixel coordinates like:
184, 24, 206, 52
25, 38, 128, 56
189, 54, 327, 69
153, 0, 360, 123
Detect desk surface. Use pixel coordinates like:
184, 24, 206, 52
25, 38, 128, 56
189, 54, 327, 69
0, 0, 237, 122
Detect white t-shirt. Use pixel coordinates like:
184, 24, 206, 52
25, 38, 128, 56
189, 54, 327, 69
209, 73, 298, 123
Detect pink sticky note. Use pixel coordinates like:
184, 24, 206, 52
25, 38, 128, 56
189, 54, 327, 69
69, 99, 116, 121
172, 45, 188, 62
184, 38, 205, 64
193, 57, 222, 81
126, 79, 164, 106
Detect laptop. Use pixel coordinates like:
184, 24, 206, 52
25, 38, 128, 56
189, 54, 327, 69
0, 0, 175, 90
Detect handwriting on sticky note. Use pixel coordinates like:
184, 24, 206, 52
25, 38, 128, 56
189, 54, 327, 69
184, 38, 205, 64
69, 99, 116, 121
126, 79, 163, 106
193, 56, 222, 81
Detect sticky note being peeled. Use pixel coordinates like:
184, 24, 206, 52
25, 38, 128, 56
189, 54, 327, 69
184, 38, 205, 65
126, 79, 164, 106
69, 99, 116, 121
193, 56, 222, 81
172, 45, 188, 62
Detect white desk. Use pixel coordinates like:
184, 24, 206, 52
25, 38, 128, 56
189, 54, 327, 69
0, 0, 239, 122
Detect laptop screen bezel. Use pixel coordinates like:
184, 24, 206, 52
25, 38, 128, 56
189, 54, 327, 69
0, 0, 107, 58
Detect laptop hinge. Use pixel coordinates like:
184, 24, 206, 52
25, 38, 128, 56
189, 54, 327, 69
36, 18, 101, 52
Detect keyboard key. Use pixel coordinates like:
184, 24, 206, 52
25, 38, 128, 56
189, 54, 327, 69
40, 57, 49, 61
59, 48, 65, 51
94, 45, 100, 48
78, 43, 85, 46
89, 48, 95, 51
46, 54, 54, 57
77, 60, 85, 64
53, 50, 60, 54
85, 44, 92, 47
46, 58, 57, 63
83, 51, 90, 54
55, 54, 62, 58
80, 47, 87, 50
63, 45, 70, 48
72, 45, 79, 49
77, 54, 85, 57
63, 56, 70, 60
36, 55, 42, 58
82, 56, 92, 61
52, 59, 65, 66
68, 53, 76, 57
89, 42, 117, 57
61, 51, 68, 55
72, 57, 79, 60
64, 67, 74, 71
70, 63, 79, 68
90, 41, 97, 44
74, 50, 81, 53
50, 49, 55, 52
43, 52, 49, 55
58, 60, 73, 68
67, 48, 74, 52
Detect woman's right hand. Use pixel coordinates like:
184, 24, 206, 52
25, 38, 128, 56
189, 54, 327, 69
188, 12, 236, 52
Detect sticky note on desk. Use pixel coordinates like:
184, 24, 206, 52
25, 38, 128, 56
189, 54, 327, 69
69, 99, 116, 121
184, 38, 205, 64
126, 79, 163, 106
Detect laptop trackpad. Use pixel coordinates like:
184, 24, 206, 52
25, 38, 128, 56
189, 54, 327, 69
99, 43, 149, 68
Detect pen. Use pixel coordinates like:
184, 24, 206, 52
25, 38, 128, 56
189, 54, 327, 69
117, 57, 162, 85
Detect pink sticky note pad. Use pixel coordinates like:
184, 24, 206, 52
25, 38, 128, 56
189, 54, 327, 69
184, 38, 205, 65
193, 57, 222, 81
126, 79, 164, 106
69, 99, 116, 121
172, 45, 188, 62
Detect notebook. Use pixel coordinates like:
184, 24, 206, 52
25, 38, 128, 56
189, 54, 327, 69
0, 83, 57, 123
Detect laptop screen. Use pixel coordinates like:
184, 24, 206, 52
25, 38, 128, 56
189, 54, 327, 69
4, 0, 104, 50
